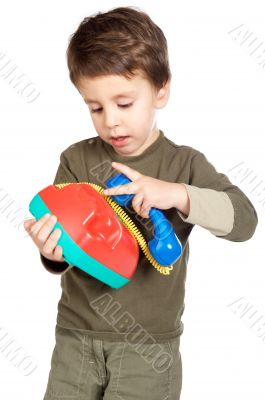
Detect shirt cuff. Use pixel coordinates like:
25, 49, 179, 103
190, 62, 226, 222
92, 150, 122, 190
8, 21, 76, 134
39, 252, 73, 275
177, 184, 234, 236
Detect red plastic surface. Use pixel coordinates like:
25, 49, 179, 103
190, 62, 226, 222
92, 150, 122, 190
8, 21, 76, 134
39, 184, 139, 279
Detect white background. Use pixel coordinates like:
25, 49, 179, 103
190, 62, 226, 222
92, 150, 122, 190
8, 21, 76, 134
0, 0, 264, 399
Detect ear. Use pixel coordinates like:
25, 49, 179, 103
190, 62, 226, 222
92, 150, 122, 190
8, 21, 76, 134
155, 80, 171, 109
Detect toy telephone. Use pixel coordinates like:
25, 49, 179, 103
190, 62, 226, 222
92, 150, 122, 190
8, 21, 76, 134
29, 173, 182, 288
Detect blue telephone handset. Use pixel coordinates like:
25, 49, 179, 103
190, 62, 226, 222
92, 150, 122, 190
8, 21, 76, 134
105, 173, 182, 266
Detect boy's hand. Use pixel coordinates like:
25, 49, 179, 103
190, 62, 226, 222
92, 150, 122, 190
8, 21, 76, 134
103, 162, 189, 218
24, 214, 65, 262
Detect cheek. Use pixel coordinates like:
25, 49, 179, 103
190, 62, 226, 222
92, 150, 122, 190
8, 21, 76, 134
91, 115, 101, 128
131, 102, 153, 125
132, 108, 155, 133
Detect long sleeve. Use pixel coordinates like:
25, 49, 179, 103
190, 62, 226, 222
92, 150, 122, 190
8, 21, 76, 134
40, 253, 72, 275
177, 151, 258, 242
40, 150, 79, 274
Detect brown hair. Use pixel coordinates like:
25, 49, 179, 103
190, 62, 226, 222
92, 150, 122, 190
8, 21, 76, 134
66, 6, 171, 91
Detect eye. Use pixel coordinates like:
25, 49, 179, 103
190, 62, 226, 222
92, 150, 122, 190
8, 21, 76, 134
91, 103, 133, 113
118, 103, 133, 108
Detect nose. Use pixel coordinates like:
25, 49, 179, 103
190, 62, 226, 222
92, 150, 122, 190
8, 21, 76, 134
104, 107, 120, 129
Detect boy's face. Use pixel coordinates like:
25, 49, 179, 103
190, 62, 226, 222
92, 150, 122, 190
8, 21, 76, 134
76, 72, 170, 157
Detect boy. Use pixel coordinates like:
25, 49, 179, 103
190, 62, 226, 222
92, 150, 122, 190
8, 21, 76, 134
24, 6, 258, 400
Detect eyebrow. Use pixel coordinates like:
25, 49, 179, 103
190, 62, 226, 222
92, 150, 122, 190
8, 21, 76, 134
84, 91, 137, 104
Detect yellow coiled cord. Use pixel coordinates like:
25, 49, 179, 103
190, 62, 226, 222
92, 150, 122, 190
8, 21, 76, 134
55, 182, 174, 275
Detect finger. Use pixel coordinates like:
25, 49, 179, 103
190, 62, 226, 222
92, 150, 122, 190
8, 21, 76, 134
53, 245, 64, 262
111, 162, 143, 181
140, 202, 151, 219
34, 215, 58, 244
104, 182, 137, 196
131, 192, 144, 215
41, 227, 62, 256
27, 213, 50, 236
24, 218, 36, 231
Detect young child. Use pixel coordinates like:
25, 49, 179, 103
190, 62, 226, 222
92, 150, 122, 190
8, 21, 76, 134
24, 6, 258, 400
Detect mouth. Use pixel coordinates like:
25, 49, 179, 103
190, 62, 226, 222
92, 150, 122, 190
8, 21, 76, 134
110, 136, 130, 147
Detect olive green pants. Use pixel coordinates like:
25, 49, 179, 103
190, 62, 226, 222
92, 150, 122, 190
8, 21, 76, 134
44, 324, 182, 400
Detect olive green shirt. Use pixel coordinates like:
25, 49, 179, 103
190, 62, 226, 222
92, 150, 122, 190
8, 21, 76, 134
40, 130, 258, 343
